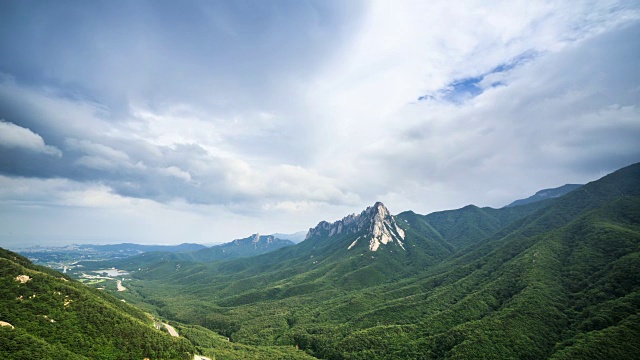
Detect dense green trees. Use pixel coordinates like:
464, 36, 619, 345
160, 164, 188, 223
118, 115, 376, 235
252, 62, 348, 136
0, 248, 195, 359
5, 162, 639, 359
95, 163, 640, 359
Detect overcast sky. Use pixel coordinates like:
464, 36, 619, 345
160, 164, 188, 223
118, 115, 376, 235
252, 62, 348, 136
1, 0, 639, 247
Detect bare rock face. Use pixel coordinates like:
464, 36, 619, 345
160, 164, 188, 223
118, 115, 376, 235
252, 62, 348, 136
15, 274, 31, 283
0, 321, 14, 329
232, 234, 279, 249
305, 202, 406, 252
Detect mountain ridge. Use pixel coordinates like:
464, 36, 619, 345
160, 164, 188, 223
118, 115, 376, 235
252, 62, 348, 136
505, 183, 583, 207
195, 234, 294, 260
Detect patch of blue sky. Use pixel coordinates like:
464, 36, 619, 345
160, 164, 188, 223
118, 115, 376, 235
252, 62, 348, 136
418, 50, 540, 103
442, 76, 485, 103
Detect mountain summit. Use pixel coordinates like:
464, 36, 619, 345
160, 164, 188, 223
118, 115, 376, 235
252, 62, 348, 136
306, 202, 406, 251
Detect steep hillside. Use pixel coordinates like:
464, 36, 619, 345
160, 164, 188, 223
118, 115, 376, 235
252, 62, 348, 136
0, 248, 195, 359
324, 195, 640, 359
0, 248, 317, 360
330, 162, 640, 358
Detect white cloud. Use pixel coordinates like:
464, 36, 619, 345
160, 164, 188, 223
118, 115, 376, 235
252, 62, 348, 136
1, 1, 639, 245
0, 79, 358, 210
0, 120, 62, 157
0, 175, 270, 246
66, 138, 131, 163
65, 138, 148, 171
157, 166, 193, 183
304, 0, 640, 157
286, 1, 640, 212
0, 175, 126, 208
347, 21, 640, 212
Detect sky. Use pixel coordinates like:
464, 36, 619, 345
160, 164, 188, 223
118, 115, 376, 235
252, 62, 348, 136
1, 0, 639, 247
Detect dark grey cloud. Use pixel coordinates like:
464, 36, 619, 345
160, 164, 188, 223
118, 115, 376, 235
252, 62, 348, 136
0, 0, 365, 114
0, 1, 367, 175
0, 0, 366, 209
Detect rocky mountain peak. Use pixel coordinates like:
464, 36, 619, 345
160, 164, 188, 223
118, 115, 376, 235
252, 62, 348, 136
252, 233, 261, 243
305, 202, 406, 252
229, 234, 283, 251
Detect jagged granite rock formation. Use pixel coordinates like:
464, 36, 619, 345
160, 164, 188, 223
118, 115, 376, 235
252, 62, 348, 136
229, 234, 290, 250
305, 202, 405, 251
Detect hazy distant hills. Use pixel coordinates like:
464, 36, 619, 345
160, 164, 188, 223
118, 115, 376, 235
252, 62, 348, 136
18, 243, 206, 255
505, 183, 582, 207
104, 162, 640, 359
87, 243, 207, 253
191, 234, 295, 261
79, 233, 295, 271
270, 231, 307, 243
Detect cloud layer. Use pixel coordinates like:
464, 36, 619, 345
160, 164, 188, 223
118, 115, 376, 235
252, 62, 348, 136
0, 0, 639, 245
0, 121, 62, 157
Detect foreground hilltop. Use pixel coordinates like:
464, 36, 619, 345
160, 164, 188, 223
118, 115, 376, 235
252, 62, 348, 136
0, 248, 194, 359
0, 247, 317, 359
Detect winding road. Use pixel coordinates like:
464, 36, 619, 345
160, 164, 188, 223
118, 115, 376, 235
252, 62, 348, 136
163, 323, 179, 337
116, 280, 126, 292
162, 322, 211, 360
194, 356, 212, 360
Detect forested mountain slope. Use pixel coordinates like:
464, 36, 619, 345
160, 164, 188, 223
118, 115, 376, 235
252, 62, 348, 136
75, 162, 640, 359
0, 248, 195, 359
397, 198, 553, 251
0, 248, 317, 360
335, 194, 640, 358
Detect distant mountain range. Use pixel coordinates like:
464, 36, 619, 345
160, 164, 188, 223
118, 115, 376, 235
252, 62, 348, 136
77, 233, 296, 271
86, 242, 207, 253
189, 234, 295, 260
505, 183, 582, 207
270, 231, 307, 243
